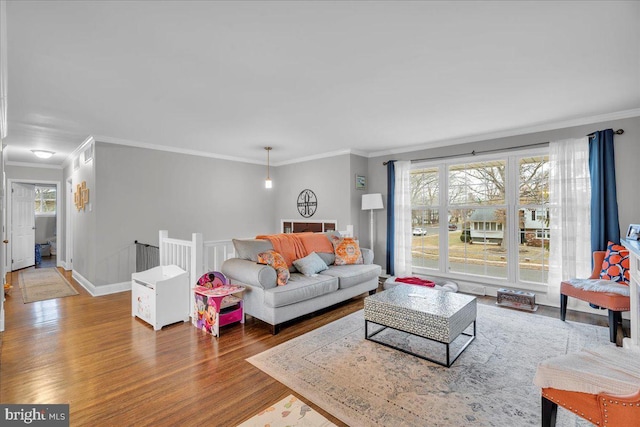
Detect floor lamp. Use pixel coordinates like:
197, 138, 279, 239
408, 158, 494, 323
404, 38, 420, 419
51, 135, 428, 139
362, 193, 384, 250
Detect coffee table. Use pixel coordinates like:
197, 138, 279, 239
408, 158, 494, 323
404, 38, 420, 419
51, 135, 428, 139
364, 285, 477, 367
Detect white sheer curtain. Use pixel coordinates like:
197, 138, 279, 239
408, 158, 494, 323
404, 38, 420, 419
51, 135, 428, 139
548, 137, 592, 304
394, 161, 412, 276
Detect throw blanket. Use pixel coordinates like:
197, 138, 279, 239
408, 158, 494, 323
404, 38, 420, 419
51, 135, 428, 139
256, 234, 307, 267
566, 278, 630, 296
395, 277, 436, 287
297, 232, 334, 254
533, 345, 640, 395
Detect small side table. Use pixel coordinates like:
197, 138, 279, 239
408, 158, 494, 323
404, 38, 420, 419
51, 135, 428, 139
193, 285, 245, 337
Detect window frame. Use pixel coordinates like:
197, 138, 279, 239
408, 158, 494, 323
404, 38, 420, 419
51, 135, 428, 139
411, 147, 549, 291
34, 185, 57, 217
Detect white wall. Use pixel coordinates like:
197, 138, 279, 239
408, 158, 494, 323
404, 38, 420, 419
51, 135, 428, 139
274, 153, 367, 238
4, 165, 63, 182
70, 151, 96, 285
89, 143, 276, 287
35, 216, 55, 244
350, 154, 369, 239
61, 144, 369, 291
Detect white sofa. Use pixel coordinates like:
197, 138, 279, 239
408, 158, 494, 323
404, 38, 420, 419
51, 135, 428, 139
221, 236, 381, 334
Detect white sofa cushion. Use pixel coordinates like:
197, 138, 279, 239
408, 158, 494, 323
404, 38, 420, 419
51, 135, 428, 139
322, 264, 381, 289
264, 274, 338, 308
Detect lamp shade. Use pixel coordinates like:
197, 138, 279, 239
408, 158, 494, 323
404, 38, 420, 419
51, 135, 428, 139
362, 193, 384, 210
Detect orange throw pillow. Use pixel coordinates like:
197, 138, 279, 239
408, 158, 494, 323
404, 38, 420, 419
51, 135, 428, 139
258, 250, 290, 286
600, 241, 630, 284
331, 236, 363, 266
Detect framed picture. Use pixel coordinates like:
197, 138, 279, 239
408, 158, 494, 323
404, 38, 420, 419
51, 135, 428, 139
626, 224, 640, 241
355, 174, 366, 190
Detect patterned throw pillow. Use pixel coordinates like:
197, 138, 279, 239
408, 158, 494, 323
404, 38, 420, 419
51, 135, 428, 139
600, 241, 630, 284
331, 236, 363, 266
258, 250, 290, 286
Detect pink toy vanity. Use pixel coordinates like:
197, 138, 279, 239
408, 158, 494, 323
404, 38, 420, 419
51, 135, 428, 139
193, 284, 245, 337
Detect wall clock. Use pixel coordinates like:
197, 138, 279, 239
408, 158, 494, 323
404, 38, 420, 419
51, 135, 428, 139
297, 189, 317, 218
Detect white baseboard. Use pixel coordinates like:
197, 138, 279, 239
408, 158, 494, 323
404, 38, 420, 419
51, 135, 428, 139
72, 270, 131, 296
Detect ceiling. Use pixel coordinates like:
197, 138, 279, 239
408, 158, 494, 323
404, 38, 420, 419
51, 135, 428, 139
3, 1, 639, 168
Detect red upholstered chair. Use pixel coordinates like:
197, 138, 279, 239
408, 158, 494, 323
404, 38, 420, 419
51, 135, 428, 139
560, 251, 630, 345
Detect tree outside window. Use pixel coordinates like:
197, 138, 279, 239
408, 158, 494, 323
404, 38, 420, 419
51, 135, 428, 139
410, 152, 550, 286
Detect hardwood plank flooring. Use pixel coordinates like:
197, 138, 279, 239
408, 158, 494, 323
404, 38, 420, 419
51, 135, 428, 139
1, 268, 613, 426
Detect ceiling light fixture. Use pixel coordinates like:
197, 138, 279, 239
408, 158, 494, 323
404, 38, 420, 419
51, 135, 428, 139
264, 146, 273, 189
31, 150, 55, 159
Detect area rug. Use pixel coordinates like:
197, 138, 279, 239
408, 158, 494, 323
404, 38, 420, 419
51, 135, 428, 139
19, 268, 79, 303
237, 394, 337, 427
248, 304, 611, 426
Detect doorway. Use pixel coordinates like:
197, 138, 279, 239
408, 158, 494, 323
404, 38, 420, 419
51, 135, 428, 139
7, 179, 62, 272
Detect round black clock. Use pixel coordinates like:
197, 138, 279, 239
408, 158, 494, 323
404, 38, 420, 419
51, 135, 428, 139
297, 189, 317, 218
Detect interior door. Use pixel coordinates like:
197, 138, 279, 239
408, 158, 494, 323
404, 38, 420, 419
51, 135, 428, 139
11, 182, 35, 270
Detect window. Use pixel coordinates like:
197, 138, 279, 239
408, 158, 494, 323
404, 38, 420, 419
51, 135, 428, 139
411, 166, 439, 269
35, 185, 56, 215
410, 150, 549, 287
518, 156, 550, 283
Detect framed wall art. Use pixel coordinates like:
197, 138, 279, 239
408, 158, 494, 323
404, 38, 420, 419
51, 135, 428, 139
355, 174, 366, 190
626, 224, 640, 241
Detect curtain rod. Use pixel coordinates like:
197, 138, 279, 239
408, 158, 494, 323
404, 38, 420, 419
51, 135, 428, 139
382, 128, 624, 165
588, 128, 624, 138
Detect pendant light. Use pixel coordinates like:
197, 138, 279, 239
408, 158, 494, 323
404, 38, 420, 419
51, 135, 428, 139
264, 146, 273, 189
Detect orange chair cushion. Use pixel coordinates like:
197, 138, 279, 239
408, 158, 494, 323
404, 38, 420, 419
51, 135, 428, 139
560, 281, 630, 311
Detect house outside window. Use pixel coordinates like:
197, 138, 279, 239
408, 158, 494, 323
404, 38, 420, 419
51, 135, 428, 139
35, 185, 56, 215
410, 150, 549, 288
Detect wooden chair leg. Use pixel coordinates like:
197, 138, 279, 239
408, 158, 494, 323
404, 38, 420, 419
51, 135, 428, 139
560, 294, 568, 321
542, 396, 557, 427
607, 310, 623, 346
607, 310, 623, 343
616, 323, 625, 347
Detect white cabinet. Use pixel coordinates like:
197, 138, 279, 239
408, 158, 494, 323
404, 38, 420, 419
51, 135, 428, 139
131, 265, 190, 330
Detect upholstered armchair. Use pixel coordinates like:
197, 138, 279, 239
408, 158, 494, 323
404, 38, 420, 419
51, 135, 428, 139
534, 346, 640, 426
560, 250, 630, 345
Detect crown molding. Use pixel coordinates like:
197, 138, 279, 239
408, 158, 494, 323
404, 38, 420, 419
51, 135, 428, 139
367, 108, 640, 159
5, 160, 63, 170
88, 135, 367, 167
92, 135, 265, 165
274, 149, 364, 166
59, 108, 640, 168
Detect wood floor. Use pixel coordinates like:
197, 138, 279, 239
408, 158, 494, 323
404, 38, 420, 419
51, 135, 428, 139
1, 268, 612, 426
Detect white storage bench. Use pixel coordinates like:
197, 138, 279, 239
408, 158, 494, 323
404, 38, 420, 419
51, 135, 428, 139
132, 265, 190, 330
